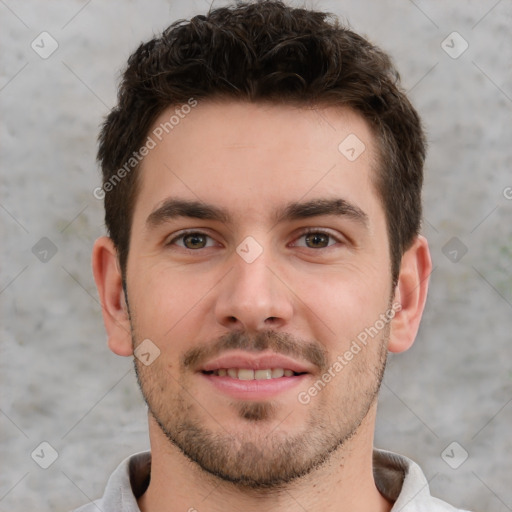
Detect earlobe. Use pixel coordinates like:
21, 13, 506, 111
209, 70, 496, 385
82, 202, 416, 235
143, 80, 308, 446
388, 235, 432, 354
92, 236, 133, 357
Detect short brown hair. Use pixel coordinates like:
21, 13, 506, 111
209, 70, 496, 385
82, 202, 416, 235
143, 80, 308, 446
97, 0, 426, 283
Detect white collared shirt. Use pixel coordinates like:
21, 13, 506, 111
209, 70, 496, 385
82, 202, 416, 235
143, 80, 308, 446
71, 449, 471, 511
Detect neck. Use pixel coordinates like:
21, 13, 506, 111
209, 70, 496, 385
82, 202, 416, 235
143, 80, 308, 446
138, 404, 392, 512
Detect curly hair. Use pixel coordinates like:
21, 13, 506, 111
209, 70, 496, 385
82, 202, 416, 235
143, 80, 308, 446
97, 0, 426, 284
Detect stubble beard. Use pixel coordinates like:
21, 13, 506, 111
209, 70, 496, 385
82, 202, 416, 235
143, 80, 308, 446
132, 328, 388, 490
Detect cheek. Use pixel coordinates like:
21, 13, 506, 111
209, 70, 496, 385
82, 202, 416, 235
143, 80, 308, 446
289, 266, 390, 344
128, 266, 209, 339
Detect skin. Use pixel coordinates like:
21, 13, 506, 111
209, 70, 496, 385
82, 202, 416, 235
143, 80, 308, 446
93, 101, 431, 512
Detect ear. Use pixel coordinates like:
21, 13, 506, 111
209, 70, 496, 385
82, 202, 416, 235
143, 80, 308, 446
388, 235, 432, 353
92, 236, 133, 357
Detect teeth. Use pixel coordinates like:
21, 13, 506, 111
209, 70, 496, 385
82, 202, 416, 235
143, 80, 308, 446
238, 369, 254, 380
212, 368, 297, 380
254, 369, 272, 380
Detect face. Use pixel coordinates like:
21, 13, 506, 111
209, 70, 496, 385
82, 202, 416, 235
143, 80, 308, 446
125, 101, 394, 487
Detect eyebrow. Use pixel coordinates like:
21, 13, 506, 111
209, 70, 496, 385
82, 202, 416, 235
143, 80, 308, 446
146, 197, 368, 229
146, 199, 230, 228
275, 198, 369, 227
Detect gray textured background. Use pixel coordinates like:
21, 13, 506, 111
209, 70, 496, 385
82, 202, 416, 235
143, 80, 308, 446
1, 1, 511, 511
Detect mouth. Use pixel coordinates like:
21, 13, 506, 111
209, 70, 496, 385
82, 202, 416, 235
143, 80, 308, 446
198, 352, 312, 400
203, 368, 304, 380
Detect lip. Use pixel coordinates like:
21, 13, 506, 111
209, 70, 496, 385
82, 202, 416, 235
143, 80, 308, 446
198, 350, 313, 401
199, 350, 314, 374
200, 372, 309, 400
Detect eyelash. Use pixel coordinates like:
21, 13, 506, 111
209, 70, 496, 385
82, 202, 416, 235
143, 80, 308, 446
166, 230, 218, 248
166, 229, 343, 250
291, 229, 342, 248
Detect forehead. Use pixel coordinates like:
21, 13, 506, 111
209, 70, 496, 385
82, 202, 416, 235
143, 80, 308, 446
133, 100, 383, 227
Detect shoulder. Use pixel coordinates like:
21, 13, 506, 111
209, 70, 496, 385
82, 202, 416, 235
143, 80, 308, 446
373, 449, 472, 512
68, 451, 151, 512
70, 503, 100, 512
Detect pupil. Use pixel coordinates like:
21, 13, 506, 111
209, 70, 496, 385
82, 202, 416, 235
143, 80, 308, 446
306, 233, 328, 248
185, 234, 206, 249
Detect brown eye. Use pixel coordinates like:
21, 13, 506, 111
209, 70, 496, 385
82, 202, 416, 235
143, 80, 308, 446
304, 232, 331, 248
182, 233, 208, 249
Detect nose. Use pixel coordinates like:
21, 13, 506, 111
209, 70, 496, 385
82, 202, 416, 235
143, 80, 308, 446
214, 249, 294, 332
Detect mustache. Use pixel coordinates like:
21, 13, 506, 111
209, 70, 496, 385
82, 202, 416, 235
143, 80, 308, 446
181, 330, 328, 372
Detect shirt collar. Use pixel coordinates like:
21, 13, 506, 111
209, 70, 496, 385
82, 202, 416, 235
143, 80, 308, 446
91, 448, 462, 512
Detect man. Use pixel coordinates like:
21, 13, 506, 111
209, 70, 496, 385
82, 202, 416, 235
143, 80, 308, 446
77, 1, 469, 510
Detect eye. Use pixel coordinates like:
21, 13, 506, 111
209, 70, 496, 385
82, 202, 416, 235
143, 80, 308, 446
293, 231, 339, 249
169, 232, 217, 250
